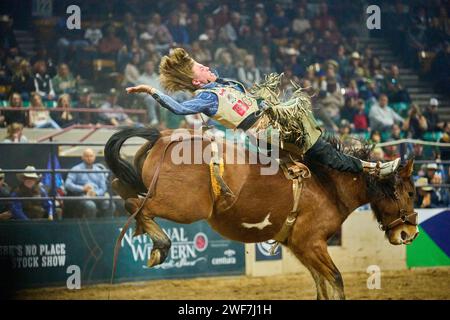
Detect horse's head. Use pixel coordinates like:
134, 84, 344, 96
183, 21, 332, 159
368, 159, 419, 245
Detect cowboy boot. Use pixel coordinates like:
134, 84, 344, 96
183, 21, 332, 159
361, 158, 401, 178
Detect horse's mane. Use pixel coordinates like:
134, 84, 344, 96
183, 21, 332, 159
321, 132, 372, 161
320, 132, 399, 203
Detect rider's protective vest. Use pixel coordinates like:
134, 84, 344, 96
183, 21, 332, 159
195, 80, 259, 129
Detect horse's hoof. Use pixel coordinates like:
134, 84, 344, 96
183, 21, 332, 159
147, 249, 161, 268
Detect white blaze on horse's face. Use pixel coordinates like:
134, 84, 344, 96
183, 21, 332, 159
242, 213, 272, 230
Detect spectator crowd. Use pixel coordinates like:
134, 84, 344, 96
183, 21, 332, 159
0, 0, 449, 215
0, 148, 117, 221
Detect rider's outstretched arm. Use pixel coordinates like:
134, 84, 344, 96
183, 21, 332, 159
152, 90, 217, 116
126, 85, 217, 116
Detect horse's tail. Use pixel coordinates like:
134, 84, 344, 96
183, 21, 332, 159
104, 127, 161, 193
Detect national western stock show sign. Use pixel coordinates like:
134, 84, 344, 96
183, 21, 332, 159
0, 218, 245, 289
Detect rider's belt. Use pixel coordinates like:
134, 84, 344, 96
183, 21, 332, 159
236, 100, 267, 131
236, 111, 260, 131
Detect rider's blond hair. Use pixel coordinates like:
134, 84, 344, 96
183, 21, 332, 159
159, 48, 196, 93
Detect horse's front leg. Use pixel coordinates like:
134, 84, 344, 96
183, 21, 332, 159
292, 239, 345, 300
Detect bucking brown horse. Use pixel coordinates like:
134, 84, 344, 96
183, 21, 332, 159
104, 127, 419, 300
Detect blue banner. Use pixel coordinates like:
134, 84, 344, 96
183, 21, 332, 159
0, 218, 245, 289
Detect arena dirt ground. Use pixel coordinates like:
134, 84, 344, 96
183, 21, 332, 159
18, 268, 449, 300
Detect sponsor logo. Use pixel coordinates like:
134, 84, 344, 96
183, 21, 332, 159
256, 241, 280, 257
211, 249, 237, 266
120, 227, 209, 269
232, 99, 250, 116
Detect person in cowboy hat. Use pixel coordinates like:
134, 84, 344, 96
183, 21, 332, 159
10, 165, 54, 220
126, 47, 400, 178
415, 177, 441, 208
0, 168, 12, 220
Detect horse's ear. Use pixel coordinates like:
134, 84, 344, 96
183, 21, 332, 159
399, 158, 414, 178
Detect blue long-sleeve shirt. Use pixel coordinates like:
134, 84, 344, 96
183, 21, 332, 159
65, 162, 108, 196
152, 79, 246, 117
10, 184, 54, 220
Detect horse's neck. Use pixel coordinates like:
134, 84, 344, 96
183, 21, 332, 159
326, 170, 370, 217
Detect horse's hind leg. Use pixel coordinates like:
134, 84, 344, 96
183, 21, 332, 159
290, 239, 345, 300
112, 178, 139, 202
125, 198, 171, 267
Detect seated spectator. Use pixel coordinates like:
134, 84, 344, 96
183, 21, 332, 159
54, 94, 78, 128
146, 13, 173, 43
0, 62, 10, 101
390, 123, 405, 140
2, 92, 28, 127
220, 11, 244, 44
345, 52, 366, 82
167, 12, 189, 45
98, 26, 123, 59
415, 177, 443, 208
29, 92, 60, 129
439, 123, 450, 160
284, 49, 303, 78
0, 168, 12, 220
216, 51, 237, 79
76, 88, 98, 124
122, 53, 141, 87
191, 40, 212, 65
258, 45, 275, 76
64, 148, 115, 218
424, 163, 441, 183
10, 166, 55, 220
352, 99, 369, 133
383, 65, 411, 104
403, 104, 427, 139
136, 61, 162, 126
340, 96, 357, 123
99, 89, 134, 127
344, 80, 359, 99
371, 147, 385, 162
423, 98, 443, 132
187, 13, 202, 42
11, 59, 34, 100
338, 120, 352, 146
269, 4, 290, 39
359, 79, 380, 101
33, 60, 55, 101
3, 123, 28, 142
237, 54, 261, 88
368, 130, 382, 145
52, 63, 78, 97
291, 6, 311, 36
30, 47, 56, 76
55, 16, 88, 64
320, 80, 345, 130
384, 144, 401, 161
431, 172, 450, 207
0, 15, 18, 51
368, 94, 404, 134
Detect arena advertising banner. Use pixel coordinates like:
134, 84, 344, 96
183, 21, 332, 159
0, 218, 245, 289
406, 209, 450, 268
255, 241, 282, 261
